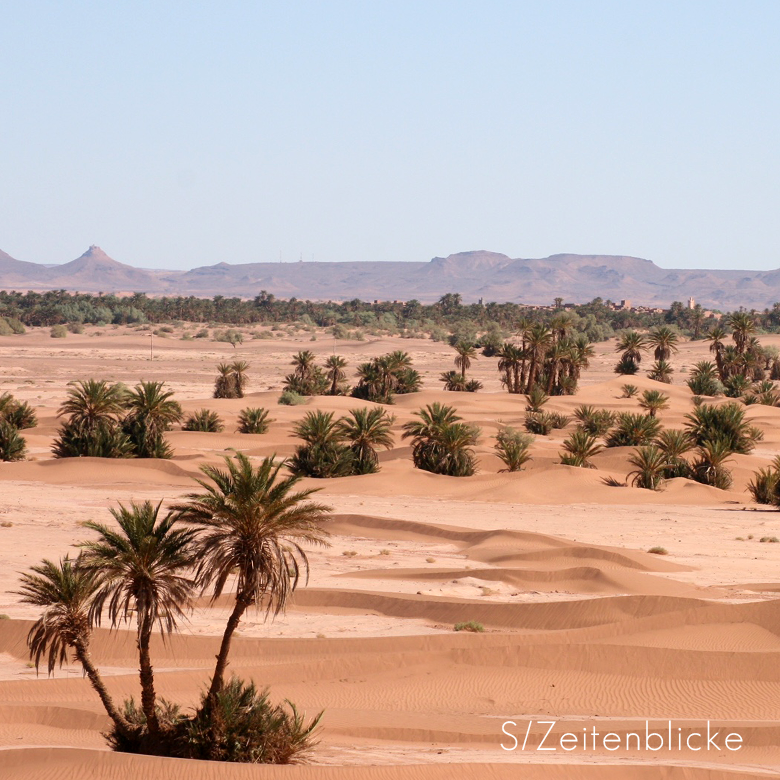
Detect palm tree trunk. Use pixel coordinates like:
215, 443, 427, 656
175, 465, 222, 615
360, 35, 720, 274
137, 613, 160, 738
206, 594, 252, 703
74, 638, 132, 738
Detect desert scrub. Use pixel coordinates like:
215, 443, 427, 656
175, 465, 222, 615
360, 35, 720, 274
50, 324, 68, 338
647, 546, 668, 555
454, 621, 484, 633
182, 409, 224, 432
278, 390, 307, 406
759, 536, 780, 543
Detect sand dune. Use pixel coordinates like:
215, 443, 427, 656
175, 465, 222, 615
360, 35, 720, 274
3, 330, 780, 778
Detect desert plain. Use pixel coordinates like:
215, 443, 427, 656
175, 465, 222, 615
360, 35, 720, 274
2, 326, 780, 779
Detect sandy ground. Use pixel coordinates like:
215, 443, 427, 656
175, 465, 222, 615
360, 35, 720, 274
2, 325, 780, 779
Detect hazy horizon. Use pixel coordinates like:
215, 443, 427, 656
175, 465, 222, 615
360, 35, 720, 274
2, 2, 780, 272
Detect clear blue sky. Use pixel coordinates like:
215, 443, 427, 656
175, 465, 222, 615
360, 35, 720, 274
2, 1, 779, 270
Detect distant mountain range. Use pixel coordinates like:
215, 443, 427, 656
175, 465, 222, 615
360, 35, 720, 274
1, 245, 779, 310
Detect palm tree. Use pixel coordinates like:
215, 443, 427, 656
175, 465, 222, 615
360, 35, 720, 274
627, 446, 667, 490
16, 556, 132, 739
647, 326, 680, 361
638, 389, 670, 418
727, 312, 756, 355
0, 420, 27, 461
402, 403, 479, 476
230, 361, 250, 398
79, 502, 197, 739
494, 427, 533, 472
214, 363, 235, 399
648, 359, 673, 383
172, 453, 331, 710
605, 412, 662, 447
324, 355, 348, 396
656, 429, 693, 479
453, 342, 477, 379
124, 381, 183, 458
559, 430, 603, 468
706, 326, 728, 378
684, 401, 760, 454
58, 379, 128, 429
692, 436, 735, 489
289, 410, 354, 478
337, 407, 395, 474
497, 342, 524, 393
525, 324, 552, 391
615, 331, 647, 366
52, 379, 132, 458
237, 407, 272, 434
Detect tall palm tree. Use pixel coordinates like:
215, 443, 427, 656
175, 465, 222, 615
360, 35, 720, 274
79, 502, 197, 739
647, 326, 680, 361
706, 326, 728, 378
124, 381, 183, 458
525, 324, 552, 391
213, 363, 235, 399
497, 342, 524, 394
728, 312, 756, 355
324, 355, 348, 396
172, 453, 331, 709
230, 360, 250, 398
16, 556, 132, 739
337, 407, 395, 474
453, 342, 477, 379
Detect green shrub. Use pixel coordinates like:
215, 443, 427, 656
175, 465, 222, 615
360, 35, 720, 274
50, 324, 68, 338
648, 546, 668, 555
0, 393, 37, 429
454, 621, 484, 633
279, 390, 307, 406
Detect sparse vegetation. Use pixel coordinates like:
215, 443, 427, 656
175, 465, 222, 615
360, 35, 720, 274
454, 621, 485, 633
647, 546, 668, 555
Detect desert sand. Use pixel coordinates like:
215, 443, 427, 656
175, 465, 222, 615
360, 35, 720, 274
2, 326, 780, 779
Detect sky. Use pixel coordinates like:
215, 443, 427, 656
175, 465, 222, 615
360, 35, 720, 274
1, 1, 779, 271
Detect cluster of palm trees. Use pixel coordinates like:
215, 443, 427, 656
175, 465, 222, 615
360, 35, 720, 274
282, 350, 421, 403
17, 452, 330, 762
494, 315, 594, 396
52, 380, 183, 459
556, 393, 762, 491
288, 408, 395, 477
0, 391, 36, 461
694, 313, 780, 398
614, 326, 679, 382
402, 403, 480, 477
213, 360, 249, 399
